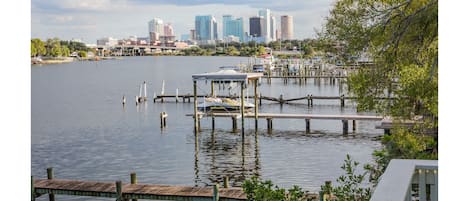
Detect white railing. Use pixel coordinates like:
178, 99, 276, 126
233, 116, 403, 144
371, 159, 438, 201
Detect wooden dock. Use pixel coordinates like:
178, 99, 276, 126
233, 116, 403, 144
32, 178, 246, 201
188, 112, 383, 134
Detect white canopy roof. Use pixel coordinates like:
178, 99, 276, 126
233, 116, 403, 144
192, 70, 263, 82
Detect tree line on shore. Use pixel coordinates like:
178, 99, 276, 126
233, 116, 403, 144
31, 38, 91, 58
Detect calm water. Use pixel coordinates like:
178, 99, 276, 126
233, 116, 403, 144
32, 56, 381, 200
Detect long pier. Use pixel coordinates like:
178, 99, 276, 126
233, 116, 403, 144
32, 172, 246, 201
153, 94, 392, 107
188, 112, 384, 134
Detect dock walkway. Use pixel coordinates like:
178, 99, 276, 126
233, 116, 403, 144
33, 178, 246, 201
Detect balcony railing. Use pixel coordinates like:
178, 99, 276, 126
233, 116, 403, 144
370, 159, 438, 201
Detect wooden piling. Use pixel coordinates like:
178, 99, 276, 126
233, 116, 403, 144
352, 120, 356, 132
47, 167, 55, 201
116, 181, 123, 201
240, 82, 245, 132
31, 176, 35, 201
160, 112, 168, 128
342, 120, 348, 135
340, 95, 345, 108
254, 79, 259, 131
212, 117, 215, 130
305, 119, 311, 133
130, 172, 137, 201
267, 118, 273, 134
223, 177, 229, 188
193, 81, 198, 133
213, 184, 219, 201
231, 116, 237, 132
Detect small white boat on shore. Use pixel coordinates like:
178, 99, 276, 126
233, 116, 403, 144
197, 97, 254, 112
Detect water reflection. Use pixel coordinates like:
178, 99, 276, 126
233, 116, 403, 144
194, 130, 261, 187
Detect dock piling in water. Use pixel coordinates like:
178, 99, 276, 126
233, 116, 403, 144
160, 112, 168, 128
130, 172, 138, 201
213, 184, 219, 201
342, 120, 349, 135
116, 181, 123, 201
47, 167, 55, 201
223, 177, 229, 188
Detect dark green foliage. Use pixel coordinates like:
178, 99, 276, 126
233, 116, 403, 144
320, 154, 371, 201
242, 177, 309, 201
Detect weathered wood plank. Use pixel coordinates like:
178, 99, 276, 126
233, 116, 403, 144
188, 112, 383, 121
34, 179, 246, 200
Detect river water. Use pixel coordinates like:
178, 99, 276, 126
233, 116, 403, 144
32, 56, 381, 200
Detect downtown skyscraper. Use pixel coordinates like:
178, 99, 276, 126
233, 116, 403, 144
195, 15, 218, 44
281, 15, 294, 40
223, 15, 244, 42
148, 18, 164, 44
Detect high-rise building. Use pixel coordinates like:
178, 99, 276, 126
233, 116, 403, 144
281, 15, 293, 40
270, 15, 277, 41
148, 18, 164, 44
222, 15, 233, 38
258, 9, 271, 43
195, 15, 218, 44
223, 16, 244, 42
190, 29, 196, 41
249, 16, 266, 43
164, 23, 174, 37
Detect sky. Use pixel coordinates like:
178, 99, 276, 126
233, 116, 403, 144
31, 0, 335, 44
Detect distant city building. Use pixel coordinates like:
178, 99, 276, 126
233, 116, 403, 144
164, 23, 174, 37
97, 37, 118, 47
195, 15, 218, 44
249, 16, 265, 43
276, 29, 281, 41
270, 15, 277, 41
148, 18, 164, 44
190, 29, 196, 41
225, 35, 241, 43
223, 16, 244, 42
258, 9, 272, 43
222, 15, 233, 38
281, 15, 293, 40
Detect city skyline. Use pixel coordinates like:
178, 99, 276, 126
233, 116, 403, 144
31, 0, 335, 44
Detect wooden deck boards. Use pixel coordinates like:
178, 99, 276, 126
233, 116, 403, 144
190, 112, 383, 121
34, 179, 247, 200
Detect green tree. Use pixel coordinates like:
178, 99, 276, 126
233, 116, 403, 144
46, 38, 63, 57
61, 46, 70, 57
31, 38, 46, 57
225, 46, 240, 56
243, 177, 309, 201
78, 51, 87, 58
257, 46, 266, 55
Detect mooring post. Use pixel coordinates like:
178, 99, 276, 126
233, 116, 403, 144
305, 119, 311, 133
193, 80, 198, 133
116, 181, 123, 201
130, 173, 137, 201
211, 117, 215, 130
211, 81, 215, 97
342, 120, 349, 135
47, 167, 55, 201
240, 81, 245, 132
213, 183, 219, 201
254, 79, 259, 131
231, 116, 237, 132
175, 88, 179, 103
340, 94, 345, 108
352, 120, 356, 132
267, 118, 273, 134
31, 176, 35, 201
223, 176, 229, 188
160, 112, 168, 128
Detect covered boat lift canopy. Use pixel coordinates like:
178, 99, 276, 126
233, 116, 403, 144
191, 70, 264, 133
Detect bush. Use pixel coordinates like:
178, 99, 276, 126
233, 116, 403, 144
242, 177, 310, 201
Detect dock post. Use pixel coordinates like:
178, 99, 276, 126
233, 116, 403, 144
259, 93, 262, 106
31, 176, 35, 201
130, 172, 138, 201
212, 117, 215, 130
175, 88, 179, 103
223, 176, 229, 188
211, 81, 215, 97
305, 119, 311, 133
231, 116, 237, 132
47, 167, 55, 201
240, 81, 245, 133
193, 81, 199, 133
116, 181, 123, 201
213, 184, 219, 201
340, 95, 345, 108
254, 79, 259, 131
342, 120, 349, 135
160, 112, 168, 128
352, 120, 356, 132
267, 118, 273, 134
